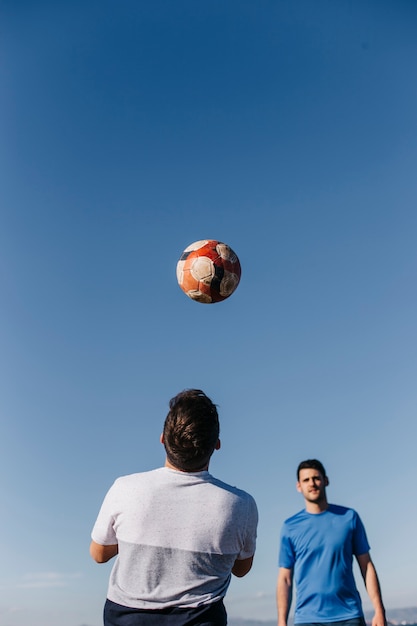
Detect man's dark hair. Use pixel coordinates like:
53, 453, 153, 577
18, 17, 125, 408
297, 459, 327, 481
163, 389, 220, 472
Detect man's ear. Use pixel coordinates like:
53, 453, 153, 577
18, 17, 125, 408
325, 476, 329, 486
296, 481, 302, 493
160, 433, 164, 444
215, 438, 221, 450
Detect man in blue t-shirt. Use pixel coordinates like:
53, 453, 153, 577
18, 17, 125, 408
277, 459, 386, 626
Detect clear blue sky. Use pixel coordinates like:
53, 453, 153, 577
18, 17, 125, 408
1, 2, 416, 625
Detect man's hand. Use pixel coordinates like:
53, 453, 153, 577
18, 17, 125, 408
232, 556, 253, 577
372, 609, 387, 626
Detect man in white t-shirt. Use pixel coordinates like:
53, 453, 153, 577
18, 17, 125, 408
90, 389, 258, 626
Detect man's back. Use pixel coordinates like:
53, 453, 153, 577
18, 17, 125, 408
92, 467, 258, 610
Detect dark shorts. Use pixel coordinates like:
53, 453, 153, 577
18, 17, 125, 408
104, 598, 227, 626
296, 618, 366, 626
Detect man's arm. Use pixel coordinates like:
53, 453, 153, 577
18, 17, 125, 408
90, 540, 118, 563
356, 553, 386, 626
232, 555, 253, 577
276, 566, 293, 626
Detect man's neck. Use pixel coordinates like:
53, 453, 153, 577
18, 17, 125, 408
164, 458, 209, 472
305, 498, 328, 514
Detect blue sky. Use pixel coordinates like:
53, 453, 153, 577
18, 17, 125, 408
1, 1, 417, 625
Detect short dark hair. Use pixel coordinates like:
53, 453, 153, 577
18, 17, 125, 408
163, 389, 220, 471
297, 459, 327, 481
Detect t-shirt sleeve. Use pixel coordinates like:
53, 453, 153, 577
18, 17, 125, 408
278, 523, 295, 568
237, 495, 258, 560
91, 481, 118, 546
352, 511, 370, 556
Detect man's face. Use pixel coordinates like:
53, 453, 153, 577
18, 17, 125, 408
296, 468, 328, 503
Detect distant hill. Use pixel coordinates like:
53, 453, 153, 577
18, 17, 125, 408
377, 607, 417, 624
228, 618, 271, 626
77, 608, 417, 626
228, 607, 417, 626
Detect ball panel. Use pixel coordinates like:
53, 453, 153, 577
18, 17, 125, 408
216, 242, 238, 263
187, 289, 213, 303
182, 240, 209, 254
190, 256, 215, 283
180, 269, 200, 293
219, 270, 240, 296
176, 259, 186, 283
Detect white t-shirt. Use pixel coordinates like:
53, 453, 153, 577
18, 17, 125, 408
91, 467, 258, 609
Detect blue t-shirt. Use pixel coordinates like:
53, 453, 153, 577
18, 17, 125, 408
279, 504, 370, 623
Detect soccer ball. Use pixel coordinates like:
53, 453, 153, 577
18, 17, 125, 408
176, 240, 241, 303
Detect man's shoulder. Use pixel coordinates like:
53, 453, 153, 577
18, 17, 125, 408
208, 475, 256, 504
112, 468, 164, 487
283, 509, 308, 526
328, 503, 359, 517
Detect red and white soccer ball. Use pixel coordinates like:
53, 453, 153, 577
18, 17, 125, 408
176, 240, 241, 303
